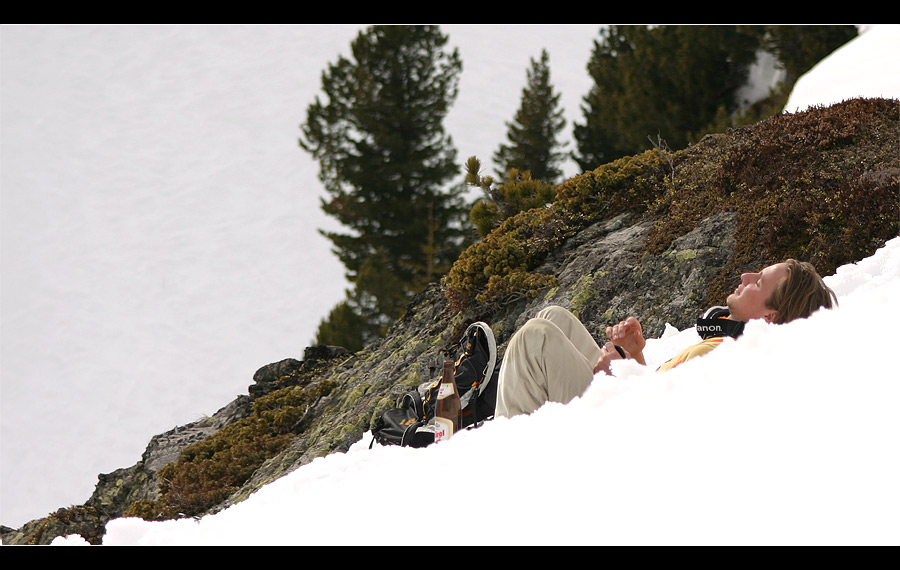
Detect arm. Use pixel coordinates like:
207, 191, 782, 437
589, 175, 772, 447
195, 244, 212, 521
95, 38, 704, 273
606, 317, 647, 366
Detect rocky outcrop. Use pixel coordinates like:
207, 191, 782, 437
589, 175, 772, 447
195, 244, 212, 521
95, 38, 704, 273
90, 396, 254, 511
0, 347, 346, 545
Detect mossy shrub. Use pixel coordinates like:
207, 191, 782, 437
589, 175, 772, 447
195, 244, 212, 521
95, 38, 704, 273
445, 151, 667, 313
470, 169, 557, 237
554, 149, 667, 218
125, 379, 337, 521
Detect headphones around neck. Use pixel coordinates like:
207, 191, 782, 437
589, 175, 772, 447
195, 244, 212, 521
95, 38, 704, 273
695, 306, 745, 339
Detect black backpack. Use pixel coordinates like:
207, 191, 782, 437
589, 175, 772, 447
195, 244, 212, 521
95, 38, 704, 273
370, 322, 500, 448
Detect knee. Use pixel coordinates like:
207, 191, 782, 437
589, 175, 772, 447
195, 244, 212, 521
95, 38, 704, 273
536, 305, 573, 321
536, 305, 581, 330
510, 317, 561, 348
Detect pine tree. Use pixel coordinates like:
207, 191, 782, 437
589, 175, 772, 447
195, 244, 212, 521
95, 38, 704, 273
493, 49, 567, 184
573, 25, 859, 172
299, 25, 468, 350
571, 25, 640, 170
466, 157, 556, 238
573, 25, 762, 171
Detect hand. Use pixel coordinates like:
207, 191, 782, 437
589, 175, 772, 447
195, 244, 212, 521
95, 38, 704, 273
606, 317, 646, 365
593, 342, 628, 375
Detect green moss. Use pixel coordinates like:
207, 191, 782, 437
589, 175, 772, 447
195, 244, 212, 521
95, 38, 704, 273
345, 383, 371, 404
571, 273, 597, 311
674, 249, 699, 261
597, 308, 615, 322
542, 286, 559, 302
397, 366, 420, 387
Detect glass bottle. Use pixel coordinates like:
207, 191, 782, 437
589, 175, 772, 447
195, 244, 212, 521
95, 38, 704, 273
434, 360, 460, 443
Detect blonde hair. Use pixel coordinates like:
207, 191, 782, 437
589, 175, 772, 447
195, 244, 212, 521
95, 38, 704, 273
766, 259, 838, 324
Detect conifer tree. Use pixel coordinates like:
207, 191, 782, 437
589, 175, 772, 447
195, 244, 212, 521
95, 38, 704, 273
299, 25, 468, 351
494, 49, 567, 184
574, 25, 762, 171
466, 157, 556, 238
574, 25, 859, 171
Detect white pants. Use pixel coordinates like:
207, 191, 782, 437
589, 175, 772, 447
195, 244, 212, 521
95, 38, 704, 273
496, 306, 603, 418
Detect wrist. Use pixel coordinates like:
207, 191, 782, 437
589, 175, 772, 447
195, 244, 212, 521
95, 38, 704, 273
633, 350, 646, 366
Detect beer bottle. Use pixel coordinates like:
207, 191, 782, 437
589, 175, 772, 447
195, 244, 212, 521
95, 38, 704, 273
434, 360, 461, 443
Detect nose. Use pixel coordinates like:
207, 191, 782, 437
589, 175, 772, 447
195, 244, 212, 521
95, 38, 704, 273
740, 272, 759, 285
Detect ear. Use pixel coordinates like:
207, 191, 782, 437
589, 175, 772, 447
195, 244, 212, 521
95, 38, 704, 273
763, 310, 779, 324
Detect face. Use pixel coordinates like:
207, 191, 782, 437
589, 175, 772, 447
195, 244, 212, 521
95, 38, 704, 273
726, 262, 790, 323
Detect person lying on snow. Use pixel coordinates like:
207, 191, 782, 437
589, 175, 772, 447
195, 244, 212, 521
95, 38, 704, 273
496, 259, 838, 419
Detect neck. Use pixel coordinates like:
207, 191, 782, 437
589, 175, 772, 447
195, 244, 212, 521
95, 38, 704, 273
697, 308, 745, 339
